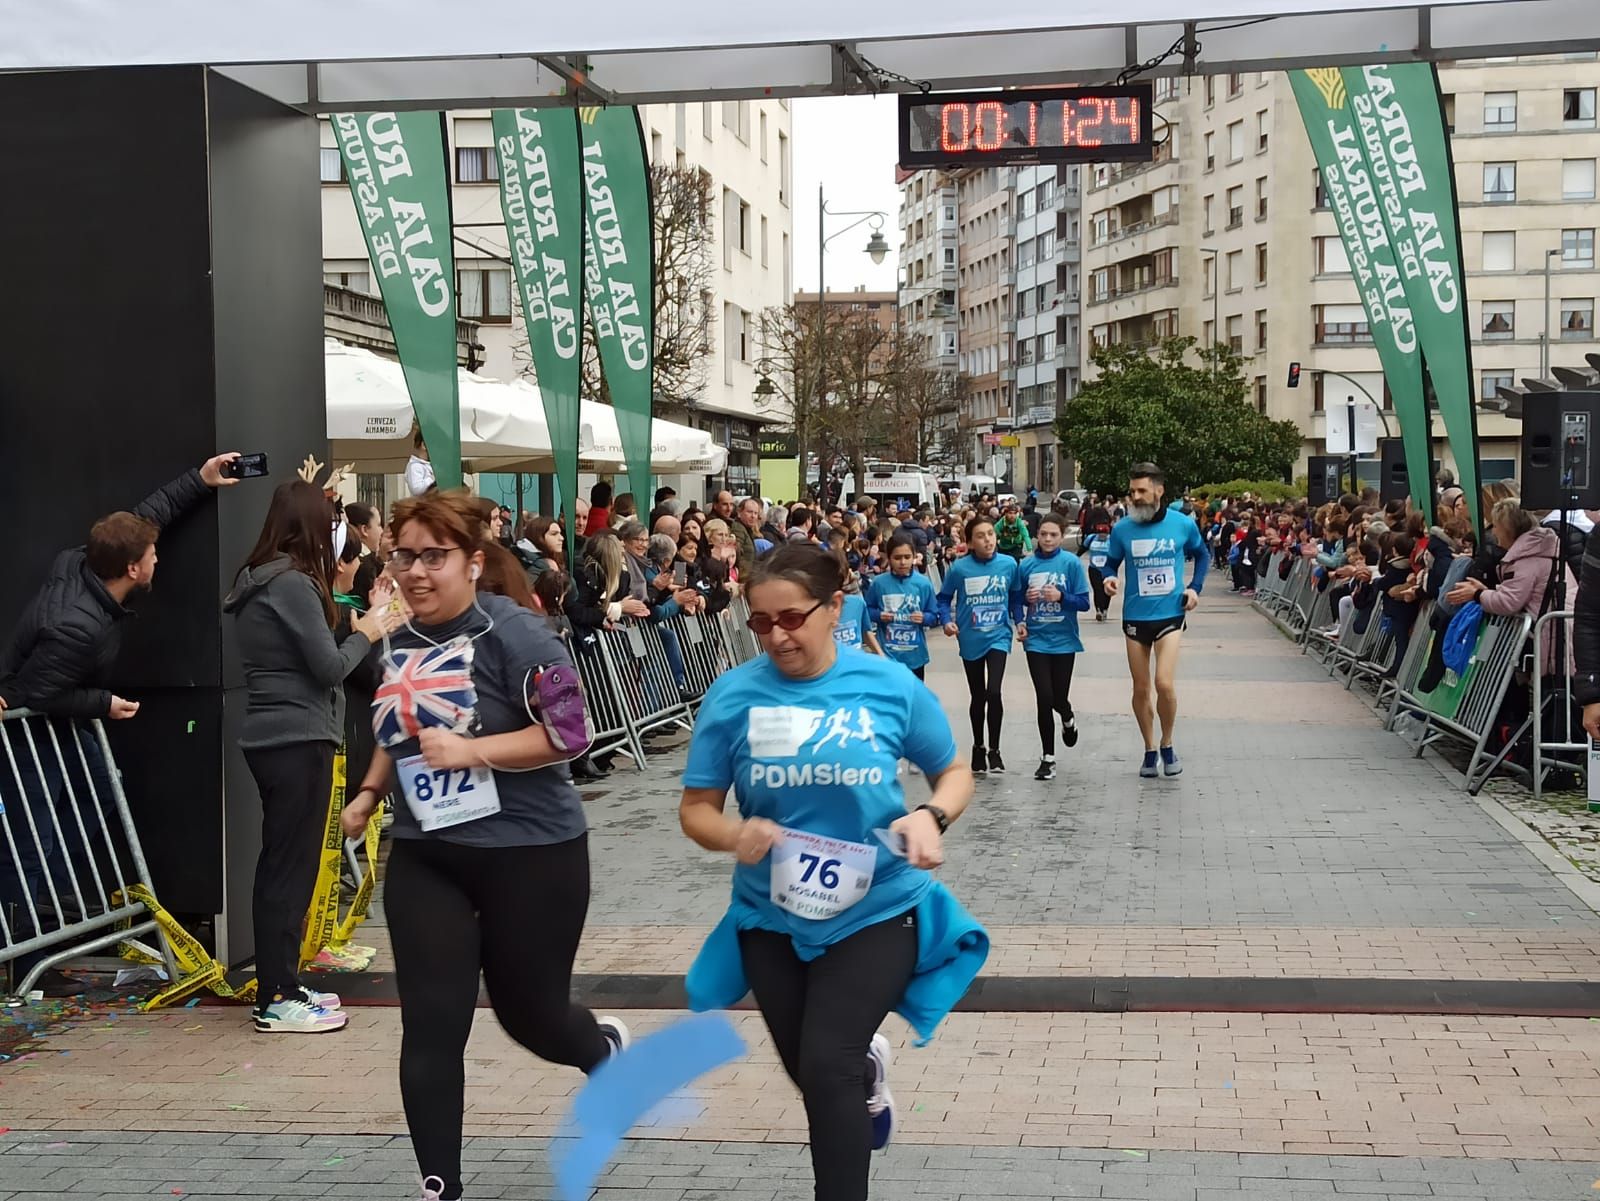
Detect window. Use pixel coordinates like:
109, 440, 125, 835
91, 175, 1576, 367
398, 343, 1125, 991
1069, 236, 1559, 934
650, 130, 663, 164
1017, 238, 1036, 270
1315, 303, 1371, 344
1564, 159, 1597, 200
1561, 299, 1594, 339
778, 133, 790, 204
1442, 92, 1456, 134
1317, 236, 1350, 274
1201, 257, 1215, 298
1256, 309, 1268, 351
1093, 211, 1111, 243
1202, 193, 1214, 234
942, 203, 956, 224
457, 268, 511, 323
760, 110, 768, 162
942, 246, 957, 269
1483, 162, 1516, 203
1226, 249, 1243, 290
1226, 185, 1243, 228
1228, 73, 1243, 99
1564, 228, 1595, 268
1565, 88, 1597, 128
1482, 230, 1516, 272
1204, 131, 1215, 171
319, 147, 346, 184
1227, 121, 1244, 163
1483, 91, 1517, 131
703, 102, 714, 139
1481, 301, 1515, 339
939, 331, 957, 357
1482, 371, 1514, 401
1255, 376, 1268, 414
1256, 176, 1268, 220
1313, 372, 1325, 412
760, 214, 769, 267
1090, 268, 1110, 302
323, 267, 369, 294
1205, 76, 1215, 107
1313, 168, 1328, 209
1256, 110, 1269, 152
1019, 189, 1035, 219
722, 100, 751, 142
1255, 243, 1268, 284
453, 118, 498, 183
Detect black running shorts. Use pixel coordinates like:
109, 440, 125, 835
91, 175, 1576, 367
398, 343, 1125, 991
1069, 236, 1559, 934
1122, 615, 1186, 645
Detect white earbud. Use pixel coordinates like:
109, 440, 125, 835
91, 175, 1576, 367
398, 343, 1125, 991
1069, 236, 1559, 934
469, 565, 481, 581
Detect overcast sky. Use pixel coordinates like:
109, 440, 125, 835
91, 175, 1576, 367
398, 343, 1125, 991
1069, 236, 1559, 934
791, 95, 906, 295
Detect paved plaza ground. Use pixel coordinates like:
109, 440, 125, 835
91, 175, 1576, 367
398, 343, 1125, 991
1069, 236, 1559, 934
6, 590, 1600, 1199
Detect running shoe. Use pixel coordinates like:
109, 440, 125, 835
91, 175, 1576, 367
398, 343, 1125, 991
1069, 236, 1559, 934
298, 986, 342, 1011
971, 746, 988, 775
1095, 611, 1107, 622
1240, 588, 1256, 598
598, 1015, 632, 1060
1139, 750, 1160, 779
867, 1033, 895, 1150
1034, 758, 1056, 781
253, 997, 347, 1034
1062, 718, 1079, 749
1160, 746, 1183, 777
417, 1176, 445, 1201
987, 750, 1006, 774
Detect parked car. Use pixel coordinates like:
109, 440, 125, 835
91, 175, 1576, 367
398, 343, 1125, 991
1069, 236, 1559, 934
1054, 489, 1086, 522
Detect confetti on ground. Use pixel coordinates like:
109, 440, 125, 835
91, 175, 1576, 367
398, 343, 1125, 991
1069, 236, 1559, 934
227, 1104, 249, 1112
1121, 1150, 1147, 1158
182, 1025, 203, 1032
325, 1156, 345, 1166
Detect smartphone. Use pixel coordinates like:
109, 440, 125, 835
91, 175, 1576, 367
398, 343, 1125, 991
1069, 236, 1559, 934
673, 561, 688, 586
222, 452, 270, 479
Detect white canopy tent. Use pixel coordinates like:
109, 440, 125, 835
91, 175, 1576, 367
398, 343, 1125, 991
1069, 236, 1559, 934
324, 340, 726, 476
3, 1, 1598, 110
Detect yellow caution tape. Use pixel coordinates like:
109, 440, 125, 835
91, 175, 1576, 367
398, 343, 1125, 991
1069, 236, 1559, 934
118, 882, 257, 1010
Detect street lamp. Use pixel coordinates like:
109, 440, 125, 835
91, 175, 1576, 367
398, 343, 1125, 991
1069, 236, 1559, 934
815, 185, 889, 502
1543, 246, 1562, 378
1198, 246, 1220, 379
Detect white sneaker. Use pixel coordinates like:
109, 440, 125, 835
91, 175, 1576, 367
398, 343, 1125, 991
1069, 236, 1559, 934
298, 986, 342, 1010
253, 997, 348, 1034
418, 1176, 445, 1200
598, 1015, 631, 1060
867, 1033, 895, 1150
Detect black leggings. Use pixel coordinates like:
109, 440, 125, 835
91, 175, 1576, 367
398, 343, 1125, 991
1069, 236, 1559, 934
961, 649, 1008, 749
385, 835, 609, 1201
1025, 651, 1077, 755
1088, 567, 1110, 614
740, 910, 919, 1201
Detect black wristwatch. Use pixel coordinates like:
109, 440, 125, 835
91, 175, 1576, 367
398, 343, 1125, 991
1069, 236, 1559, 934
916, 803, 950, 834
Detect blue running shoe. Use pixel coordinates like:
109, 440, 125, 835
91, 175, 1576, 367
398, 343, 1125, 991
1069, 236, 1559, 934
867, 1033, 895, 1150
1139, 750, 1160, 778
1160, 746, 1182, 777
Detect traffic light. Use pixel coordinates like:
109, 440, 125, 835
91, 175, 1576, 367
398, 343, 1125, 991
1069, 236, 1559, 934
1286, 361, 1302, 388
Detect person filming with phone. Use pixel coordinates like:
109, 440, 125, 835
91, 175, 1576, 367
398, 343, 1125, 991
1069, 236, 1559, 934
0, 451, 246, 995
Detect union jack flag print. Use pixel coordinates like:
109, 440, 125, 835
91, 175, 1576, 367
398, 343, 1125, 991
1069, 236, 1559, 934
373, 638, 479, 748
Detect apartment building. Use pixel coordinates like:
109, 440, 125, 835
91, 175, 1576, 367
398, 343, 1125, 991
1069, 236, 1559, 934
895, 169, 962, 466
320, 99, 793, 502
1081, 56, 1600, 484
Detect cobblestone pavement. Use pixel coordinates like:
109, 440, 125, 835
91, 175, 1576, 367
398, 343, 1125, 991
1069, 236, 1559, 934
7, 593, 1600, 1199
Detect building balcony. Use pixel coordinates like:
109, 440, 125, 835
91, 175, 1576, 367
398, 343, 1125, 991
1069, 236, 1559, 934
1089, 207, 1180, 250
324, 283, 483, 367
1086, 274, 1179, 306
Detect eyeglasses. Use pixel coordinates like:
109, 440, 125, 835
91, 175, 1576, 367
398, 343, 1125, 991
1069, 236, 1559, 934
745, 600, 824, 636
388, 546, 464, 571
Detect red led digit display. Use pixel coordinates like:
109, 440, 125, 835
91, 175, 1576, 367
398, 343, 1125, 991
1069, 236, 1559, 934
901, 84, 1154, 166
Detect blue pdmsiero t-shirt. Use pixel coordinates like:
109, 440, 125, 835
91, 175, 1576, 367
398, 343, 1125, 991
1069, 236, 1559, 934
866, 570, 940, 671
1012, 547, 1091, 655
833, 593, 873, 650
936, 553, 1022, 661
1101, 508, 1209, 622
683, 651, 958, 948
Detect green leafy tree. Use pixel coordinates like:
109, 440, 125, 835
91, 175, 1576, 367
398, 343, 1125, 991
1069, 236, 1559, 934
1055, 337, 1302, 495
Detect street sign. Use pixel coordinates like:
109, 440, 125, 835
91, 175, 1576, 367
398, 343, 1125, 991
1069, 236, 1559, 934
1324, 399, 1379, 456
984, 453, 1009, 477
999, 435, 1020, 447
982, 433, 1004, 445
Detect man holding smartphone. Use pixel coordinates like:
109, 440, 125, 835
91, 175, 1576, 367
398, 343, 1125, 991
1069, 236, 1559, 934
0, 451, 243, 994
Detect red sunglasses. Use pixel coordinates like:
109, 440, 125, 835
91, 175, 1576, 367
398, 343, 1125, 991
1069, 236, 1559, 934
745, 600, 824, 636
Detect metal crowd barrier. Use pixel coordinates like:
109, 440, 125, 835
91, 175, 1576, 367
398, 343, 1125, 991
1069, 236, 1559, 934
1267, 557, 1315, 637
567, 595, 766, 772
1389, 610, 1533, 794
1299, 577, 1336, 658
1530, 611, 1584, 799
1250, 551, 1288, 614
1, 710, 178, 999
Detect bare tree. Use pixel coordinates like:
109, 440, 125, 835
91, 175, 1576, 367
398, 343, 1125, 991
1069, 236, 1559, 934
877, 327, 968, 467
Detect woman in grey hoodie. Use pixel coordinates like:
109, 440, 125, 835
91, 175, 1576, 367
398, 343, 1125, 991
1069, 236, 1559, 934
224, 480, 402, 1034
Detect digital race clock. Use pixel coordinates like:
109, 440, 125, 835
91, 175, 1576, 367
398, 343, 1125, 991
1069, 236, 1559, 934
898, 84, 1155, 167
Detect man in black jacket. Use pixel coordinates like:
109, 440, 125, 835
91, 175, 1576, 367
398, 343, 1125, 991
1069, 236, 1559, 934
0, 453, 239, 993
1576, 526, 1600, 740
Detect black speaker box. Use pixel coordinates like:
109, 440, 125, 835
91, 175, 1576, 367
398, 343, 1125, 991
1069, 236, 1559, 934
1521, 390, 1600, 510
1306, 456, 1344, 507
1378, 440, 1441, 507
0, 67, 324, 965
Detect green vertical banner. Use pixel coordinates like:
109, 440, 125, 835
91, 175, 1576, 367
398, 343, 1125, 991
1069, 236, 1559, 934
1289, 70, 1431, 515
1342, 63, 1479, 528
493, 108, 584, 560
332, 112, 461, 489
580, 106, 655, 502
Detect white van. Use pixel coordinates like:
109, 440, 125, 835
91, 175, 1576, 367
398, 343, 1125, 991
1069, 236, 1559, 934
838, 463, 944, 513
